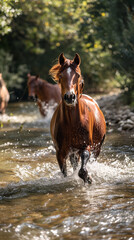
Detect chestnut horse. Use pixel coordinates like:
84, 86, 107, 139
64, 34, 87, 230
27, 74, 61, 116
0, 73, 10, 114
50, 53, 106, 184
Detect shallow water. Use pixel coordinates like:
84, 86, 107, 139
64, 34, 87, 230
0, 102, 134, 240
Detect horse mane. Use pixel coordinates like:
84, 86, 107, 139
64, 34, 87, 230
49, 63, 61, 82
49, 60, 81, 82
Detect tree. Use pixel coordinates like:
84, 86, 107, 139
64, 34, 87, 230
0, 0, 134, 102
0, 0, 21, 36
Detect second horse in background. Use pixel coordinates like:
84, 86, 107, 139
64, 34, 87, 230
27, 74, 61, 117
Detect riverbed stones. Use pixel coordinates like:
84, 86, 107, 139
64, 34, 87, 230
97, 93, 134, 132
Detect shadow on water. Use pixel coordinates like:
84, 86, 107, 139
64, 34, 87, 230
0, 176, 79, 200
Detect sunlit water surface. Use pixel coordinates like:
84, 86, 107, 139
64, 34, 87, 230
0, 102, 134, 240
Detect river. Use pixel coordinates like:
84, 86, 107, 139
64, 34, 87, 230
0, 102, 134, 240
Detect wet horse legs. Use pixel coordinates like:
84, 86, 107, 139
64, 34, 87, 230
56, 150, 92, 184
56, 151, 67, 177
70, 153, 79, 171
78, 150, 92, 184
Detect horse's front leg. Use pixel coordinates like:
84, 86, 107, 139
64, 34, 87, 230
38, 101, 47, 117
56, 151, 67, 177
78, 150, 92, 184
70, 153, 79, 171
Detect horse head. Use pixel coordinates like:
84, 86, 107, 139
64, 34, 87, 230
27, 74, 39, 101
50, 53, 84, 106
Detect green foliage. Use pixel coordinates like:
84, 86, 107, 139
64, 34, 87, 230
0, 0, 21, 35
0, 49, 28, 90
95, 0, 134, 92
115, 71, 132, 90
0, 0, 134, 102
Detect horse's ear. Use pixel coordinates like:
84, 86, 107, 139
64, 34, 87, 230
73, 53, 81, 66
27, 73, 31, 78
0, 73, 2, 78
59, 53, 65, 65
36, 75, 39, 80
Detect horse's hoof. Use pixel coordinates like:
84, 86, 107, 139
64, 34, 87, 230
86, 176, 92, 184
78, 168, 92, 184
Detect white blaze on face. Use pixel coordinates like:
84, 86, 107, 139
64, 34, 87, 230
67, 67, 72, 77
67, 67, 74, 92
64, 67, 76, 105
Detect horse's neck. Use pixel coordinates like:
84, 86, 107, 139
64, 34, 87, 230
37, 79, 47, 93
61, 101, 80, 124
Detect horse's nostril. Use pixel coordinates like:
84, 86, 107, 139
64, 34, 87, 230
64, 92, 76, 104
64, 94, 67, 101
28, 96, 37, 102
72, 94, 75, 100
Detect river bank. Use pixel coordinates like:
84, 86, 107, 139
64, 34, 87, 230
97, 92, 134, 132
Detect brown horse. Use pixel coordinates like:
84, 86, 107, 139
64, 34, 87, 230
50, 53, 106, 184
0, 73, 10, 114
27, 74, 61, 116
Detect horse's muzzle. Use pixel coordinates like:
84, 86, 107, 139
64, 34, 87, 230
64, 92, 76, 105
28, 96, 37, 102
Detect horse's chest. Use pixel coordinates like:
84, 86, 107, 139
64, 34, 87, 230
56, 123, 89, 149
72, 126, 89, 146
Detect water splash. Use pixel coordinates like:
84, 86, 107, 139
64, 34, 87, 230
87, 158, 134, 185
0, 152, 133, 200
0, 102, 134, 203
0, 102, 56, 129
40, 101, 58, 125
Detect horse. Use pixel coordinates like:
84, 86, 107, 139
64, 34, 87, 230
27, 74, 61, 117
50, 53, 106, 184
0, 73, 10, 114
